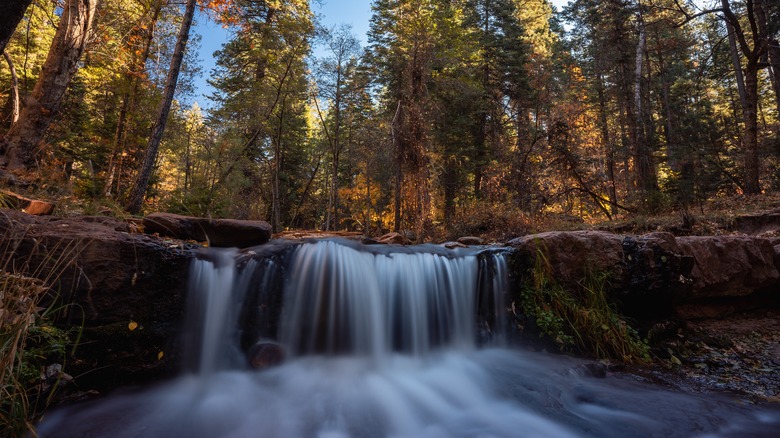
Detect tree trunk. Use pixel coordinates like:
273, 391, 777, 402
743, 65, 761, 194
632, 12, 658, 209
1, 0, 95, 171
723, 0, 749, 111
0, 0, 33, 54
392, 100, 402, 232
126, 0, 197, 214
754, 0, 780, 121
719, 0, 762, 194
596, 75, 618, 214
2, 50, 20, 125
105, 0, 163, 197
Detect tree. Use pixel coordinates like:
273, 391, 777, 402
0, 0, 33, 54
314, 24, 361, 230
0, 0, 96, 173
369, 0, 440, 236
206, 0, 314, 226
104, 0, 165, 197
674, 0, 771, 194
126, 0, 197, 214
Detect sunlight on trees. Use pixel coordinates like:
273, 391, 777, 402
0, 0, 778, 238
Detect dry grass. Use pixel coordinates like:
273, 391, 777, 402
0, 220, 81, 438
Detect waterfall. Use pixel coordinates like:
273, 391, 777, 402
185, 239, 509, 368
37, 239, 780, 438
278, 240, 505, 358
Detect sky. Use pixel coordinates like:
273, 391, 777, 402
190, 0, 569, 109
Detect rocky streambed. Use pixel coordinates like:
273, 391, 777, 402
1, 209, 778, 405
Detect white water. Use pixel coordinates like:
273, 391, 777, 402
38, 240, 780, 437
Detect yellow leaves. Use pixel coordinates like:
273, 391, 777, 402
157, 351, 164, 360
128, 321, 138, 331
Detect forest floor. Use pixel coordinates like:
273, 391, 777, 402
624, 308, 780, 403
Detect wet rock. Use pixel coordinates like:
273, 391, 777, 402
248, 341, 286, 370
571, 363, 608, 378
444, 241, 467, 249
377, 232, 411, 245
143, 212, 272, 248
676, 236, 779, 298
457, 236, 485, 246
620, 233, 694, 316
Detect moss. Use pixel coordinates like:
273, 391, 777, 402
511, 248, 650, 363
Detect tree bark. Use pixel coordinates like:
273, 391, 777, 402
596, 75, 618, 214
632, 9, 658, 209
723, 0, 748, 111
2, 50, 20, 125
742, 64, 761, 194
1, 0, 96, 171
754, 0, 780, 119
0, 0, 33, 54
126, 0, 197, 214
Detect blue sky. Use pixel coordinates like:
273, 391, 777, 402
191, 1, 374, 107
190, 0, 568, 108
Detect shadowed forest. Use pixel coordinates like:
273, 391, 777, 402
1, 0, 779, 240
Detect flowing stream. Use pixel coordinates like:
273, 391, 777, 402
38, 239, 779, 437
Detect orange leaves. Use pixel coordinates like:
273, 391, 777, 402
200, 0, 239, 26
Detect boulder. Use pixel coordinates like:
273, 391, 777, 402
676, 236, 779, 298
0, 209, 194, 392
247, 341, 286, 370
377, 232, 411, 245
733, 210, 780, 235
508, 231, 625, 288
457, 236, 485, 246
621, 232, 694, 297
143, 212, 272, 248
0, 189, 55, 215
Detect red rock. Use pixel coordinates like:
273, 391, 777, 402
1, 189, 54, 215
0, 209, 193, 392
508, 231, 625, 287
143, 212, 271, 248
377, 232, 411, 245
457, 236, 485, 245
677, 236, 779, 298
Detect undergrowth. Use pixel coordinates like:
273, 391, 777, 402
0, 222, 82, 438
517, 249, 650, 363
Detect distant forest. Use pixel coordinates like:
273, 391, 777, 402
0, 0, 778, 239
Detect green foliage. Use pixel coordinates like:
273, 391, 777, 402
518, 248, 650, 363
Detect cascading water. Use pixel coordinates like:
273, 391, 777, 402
38, 239, 779, 437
